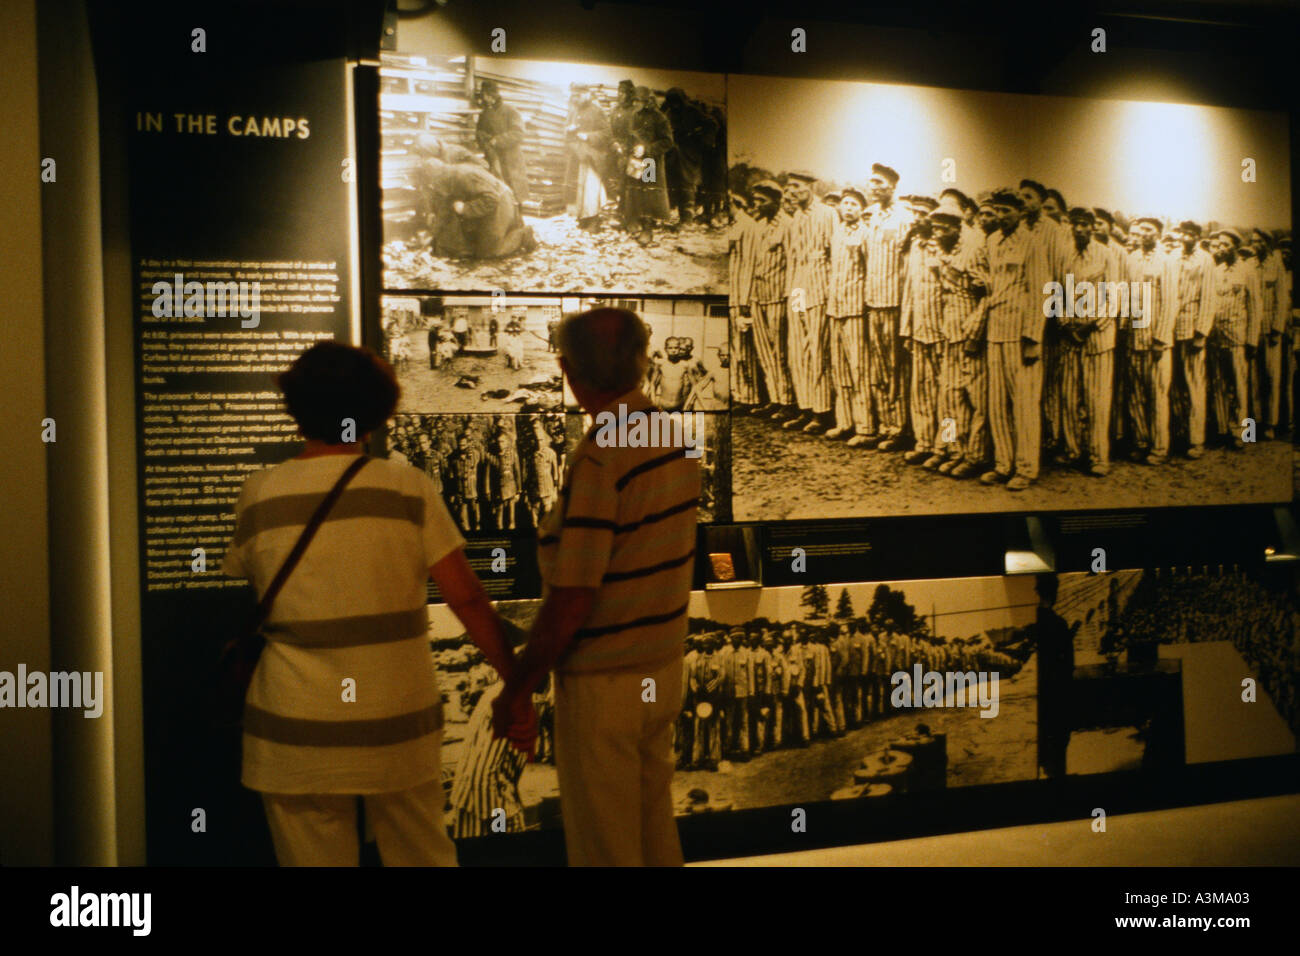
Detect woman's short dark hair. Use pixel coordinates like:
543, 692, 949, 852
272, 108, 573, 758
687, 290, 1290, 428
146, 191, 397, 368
277, 341, 400, 443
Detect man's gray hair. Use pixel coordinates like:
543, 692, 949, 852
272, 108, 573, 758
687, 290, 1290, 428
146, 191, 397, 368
555, 307, 650, 393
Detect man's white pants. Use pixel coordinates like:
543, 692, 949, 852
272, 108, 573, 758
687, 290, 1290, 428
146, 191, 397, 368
554, 655, 684, 866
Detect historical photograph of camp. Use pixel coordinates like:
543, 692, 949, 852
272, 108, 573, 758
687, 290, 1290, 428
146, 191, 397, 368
380, 52, 729, 295
382, 294, 565, 413
428, 576, 1040, 835
725, 74, 1292, 521
388, 412, 567, 534
425, 567, 1295, 838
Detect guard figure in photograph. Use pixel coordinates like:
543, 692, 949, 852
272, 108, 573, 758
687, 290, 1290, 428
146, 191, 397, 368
475, 79, 531, 203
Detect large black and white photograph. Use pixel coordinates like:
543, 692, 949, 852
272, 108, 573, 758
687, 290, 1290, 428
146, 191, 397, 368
389, 412, 567, 534
425, 567, 1296, 838
726, 74, 1293, 520
383, 294, 565, 413
380, 52, 729, 295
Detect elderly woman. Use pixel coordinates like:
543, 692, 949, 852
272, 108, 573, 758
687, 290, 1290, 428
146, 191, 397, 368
222, 341, 535, 865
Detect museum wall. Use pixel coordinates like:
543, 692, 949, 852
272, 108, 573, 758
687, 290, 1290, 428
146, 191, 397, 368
15, 0, 1295, 865
0, 0, 53, 867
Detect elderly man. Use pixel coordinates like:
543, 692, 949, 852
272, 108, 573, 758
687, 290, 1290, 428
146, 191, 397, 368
493, 307, 701, 866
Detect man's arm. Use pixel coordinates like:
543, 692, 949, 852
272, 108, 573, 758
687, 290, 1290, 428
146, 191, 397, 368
503, 586, 597, 699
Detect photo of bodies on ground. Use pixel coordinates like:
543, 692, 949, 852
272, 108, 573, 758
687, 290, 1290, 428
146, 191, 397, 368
380, 52, 729, 295
424, 568, 1296, 835
725, 74, 1294, 520
383, 294, 564, 413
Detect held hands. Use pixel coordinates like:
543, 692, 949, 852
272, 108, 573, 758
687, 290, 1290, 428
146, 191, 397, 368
1021, 338, 1041, 364
491, 688, 539, 758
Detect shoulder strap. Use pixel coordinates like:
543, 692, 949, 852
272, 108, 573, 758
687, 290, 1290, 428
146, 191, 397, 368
253, 454, 370, 628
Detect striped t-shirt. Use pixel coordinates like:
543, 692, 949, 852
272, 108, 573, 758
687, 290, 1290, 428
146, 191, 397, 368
222, 453, 465, 794
537, 388, 701, 675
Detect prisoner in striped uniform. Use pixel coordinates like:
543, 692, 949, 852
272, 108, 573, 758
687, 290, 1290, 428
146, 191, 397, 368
1169, 220, 1217, 457
781, 170, 836, 434
863, 163, 914, 449
450, 682, 529, 838
737, 181, 796, 417
1125, 218, 1179, 464
930, 195, 991, 479
980, 188, 1050, 492
1208, 230, 1262, 448
727, 205, 763, 410
826, 186, 874, 442
1057, 207, 1120, 475
1018, 181, 1070, 457
1253, 231, 1285, 437
1091, 208, 1129, 453
899, 195, 946, 466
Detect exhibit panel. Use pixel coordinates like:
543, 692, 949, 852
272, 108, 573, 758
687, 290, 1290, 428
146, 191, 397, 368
428, 568, 1296, 844
94, 1, 1298, 867
121, 55, 366, 864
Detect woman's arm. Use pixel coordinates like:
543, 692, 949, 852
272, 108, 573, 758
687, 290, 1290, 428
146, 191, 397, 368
429, 547, 515, 680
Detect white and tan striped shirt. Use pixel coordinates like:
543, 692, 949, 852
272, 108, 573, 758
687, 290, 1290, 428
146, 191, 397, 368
223, 454, 464, 794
